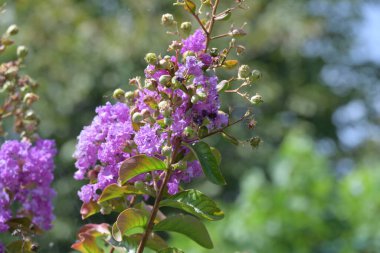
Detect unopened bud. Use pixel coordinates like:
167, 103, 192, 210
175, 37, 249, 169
236, 45, 246, 55
183, 126, 195, 138
229, 28, 247, 37
198, 126, 208, 138
162, 145, 172, 157
250, 93, 263, 105
141, 109, 150, 119
171, 76, 182, 89
23, 93, 39, 105
145, 53, 158, 65
113, 88, 125, 101
182, 50, 196, 60
249, 136, 262, 149
159, 59, 170, 69
6, 24, 19, 36
17, 45, 28, 58
144, 79, 157, 91
209, 48, 219, 57
173, 160, 187, 171
196, 90, 207, 101
159, 75, 172, 86
164, 117, 172, 126
124, 91, 134, 102
238, 65, 251, 79
180, 22, 192, 35
132, 112, 143, 123
191, 94, 200, 104
161, 13, 175, 27
250, 69, 262, 82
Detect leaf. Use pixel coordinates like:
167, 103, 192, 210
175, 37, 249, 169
210, 147, 222, 166
184, 0, 196, 13
112, 208, 149, 241
7, 217, 43, 235
80, 201, 101, 219
119, 155, 167, 185
129, 233, 168, 251
160, 189, 224, 221
158, 248, 185, 253
6, 240, 34, 253
223, 60, 239, 69
153, 214, 213, 249
214, 10, 232, 21
184, 142, 226, 185
97, 183, 150, 204
71, 223, 111, 253
221, 132, 239, 145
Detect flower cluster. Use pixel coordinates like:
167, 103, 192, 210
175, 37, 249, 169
74, 29, 229, 203
0, 139, 56, 232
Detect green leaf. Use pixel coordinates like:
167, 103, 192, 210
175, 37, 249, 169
119, 155, 167, 185
112, 208, 149, 241
108, 233, 167, 252
80, 201, 101, 219
158, 247, 185, 253
71, 223, 111, 253
184, 0, 196, 13
153, 214, 213, 249
7, 240, 34, 253
184, 142, 226, 185
97, 183, 151, 204
160, 189, 224, 221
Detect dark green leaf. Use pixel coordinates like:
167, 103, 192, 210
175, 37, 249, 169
184, 142, 226, 185
153, 214, 213, 249
119, 155, 166, 185
112, 208, 149, 241
160, 189, 224, 221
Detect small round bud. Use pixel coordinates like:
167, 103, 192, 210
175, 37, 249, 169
250, 93, 263, 105
171, 76, 182, 89
159, 75, 172, 87
180, 22, 192, 35
6, 24, 19, 36
23, 93, 39, 105
161, 13, 175, 27
144, 79, 157, 91
198, 126, 208, 138
132, 112, 143, 123
158, 100, 169, 112
124, 91, 134, 101
134, 181, 145, 189
191, 94, 200, 104
162, 145, 172, 157
17, 45, 28, 58
196, 90, 207, 101
158, 59, 170, 69
238, 65, 251, 79
250, 69, 262, 82
183, 126, 195, 138
144, 53, 158, 65
249, 136, 262, 149
173, 160, 187, 171
113, 88, 125, 101
209, 48, 219, 57
182, 50, 196, 60
141, 109, 150, 119
164, 117, 172, 126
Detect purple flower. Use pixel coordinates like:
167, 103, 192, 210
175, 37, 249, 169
181, 29, 206, 53
134, 123, 163, 156
0, 139, 56, 231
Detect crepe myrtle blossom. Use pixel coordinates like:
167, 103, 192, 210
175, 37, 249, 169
0, 139, 56, 232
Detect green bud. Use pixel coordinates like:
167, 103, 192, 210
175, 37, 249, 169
209, 48, 219, 57
164, 117, 172, 126
238, 65, 251, 79
134, 181, 145, 189
250, 93, 263, 105
197, 91, 207, 101
249, 136, 262, 149
191, 94, 200, 104
144, 79, 157, 91
162, 145, 172, 157
159, 59, 170, 69
198, 126, 208, 138
183, 126, 195, 138
144, 53, 158, 65
161, 13, 175, 27
173, 160, 187, 171
113, 88, 125, 101
180, 22, 192, 35
158, 100, 169, 112
124, 91, 134, 101
159, 75, 172, 87
132, 112, 143, 123
250, 69, 262, 82
171, 76, 182, 89
182, 50, 196, 60
17, 45, 28, 58
6, 24, 19, 36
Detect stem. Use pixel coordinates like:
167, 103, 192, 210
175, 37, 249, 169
211, 33, 230, 40
136, 169, 172, 253
205, 0, 220, 49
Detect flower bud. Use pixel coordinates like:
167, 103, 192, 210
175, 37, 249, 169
17, 45, 28, 58
171, 76, 182, 89
209, 48, 219, 57
132, 112, 143, 123
159, 75, 172, 86
164, 117, 172, 126
250, 93, 263, 105
182, 50, 196, 60
169, 40, 182, 51
158, 100, 169, 112
141, 109, 150, 119
249, 136, 262, 149
180, 22, 192, 35
173, 160, 187, 171
144, 79, 157, 91
250, 69, 262, 82
6, 24, 19, 36
183, 126, 195, 138
229, 28, 247, 37
238, 65, 251, 79
191, 94, 200, 104
198, 126, 208, 138
196, 90, 207, 101
124, 91, 134, 102
161, 13, 175, 27
23, 93, 39, 106
158, 59, 170, 70
113, 88, 125, 101
236, 45, 246, 55
144, 53, 158, 65
162, 145, 172, 157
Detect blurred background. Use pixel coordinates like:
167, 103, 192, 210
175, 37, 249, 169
1, 0, 380, 252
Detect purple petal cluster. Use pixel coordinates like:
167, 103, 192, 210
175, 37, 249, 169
0, 139, 56, 232
74, 29, 229, 203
